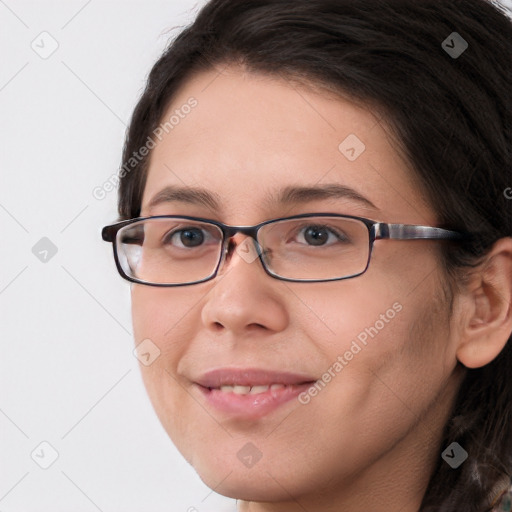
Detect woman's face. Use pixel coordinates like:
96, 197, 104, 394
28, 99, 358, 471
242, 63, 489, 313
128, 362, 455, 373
132, 67, 463, 509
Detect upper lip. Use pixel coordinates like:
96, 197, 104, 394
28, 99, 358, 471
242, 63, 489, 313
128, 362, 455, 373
194, 368, 317, 389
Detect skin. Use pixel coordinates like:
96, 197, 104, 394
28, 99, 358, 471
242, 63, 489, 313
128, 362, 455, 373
130, 66, 512, 512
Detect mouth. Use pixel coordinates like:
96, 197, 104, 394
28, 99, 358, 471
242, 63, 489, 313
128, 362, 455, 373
208, 383, 292, 395
194, 368, 317, 418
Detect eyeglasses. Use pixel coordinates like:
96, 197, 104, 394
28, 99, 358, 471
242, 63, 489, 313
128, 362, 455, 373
101, 213, 471, 287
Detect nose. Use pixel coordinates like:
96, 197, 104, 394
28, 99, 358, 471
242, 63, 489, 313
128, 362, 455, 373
200, 234, 289, 336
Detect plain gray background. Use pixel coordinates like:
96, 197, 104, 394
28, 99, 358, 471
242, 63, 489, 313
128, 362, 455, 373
1, 1, 511, 511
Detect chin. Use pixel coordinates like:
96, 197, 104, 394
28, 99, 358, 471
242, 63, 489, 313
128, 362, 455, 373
195, 462, 301, 502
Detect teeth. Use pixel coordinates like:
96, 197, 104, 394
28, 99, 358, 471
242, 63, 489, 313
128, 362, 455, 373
233, 385, 251, 395
216, 384, 286, 395
249, 385, 270, 394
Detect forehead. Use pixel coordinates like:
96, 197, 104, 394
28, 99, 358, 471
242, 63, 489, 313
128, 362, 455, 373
141, 66, 434, 225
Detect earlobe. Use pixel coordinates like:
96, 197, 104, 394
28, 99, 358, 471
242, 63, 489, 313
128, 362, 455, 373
456, 237, 512, 369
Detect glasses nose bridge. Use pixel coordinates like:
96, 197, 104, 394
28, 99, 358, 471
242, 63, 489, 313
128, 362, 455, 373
220, 225, 264, 264
223, 224, 261, 245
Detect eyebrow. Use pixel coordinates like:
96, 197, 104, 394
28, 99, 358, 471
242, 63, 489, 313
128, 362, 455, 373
275, 184, 378, 210
147, 186, 221, 211
146, 183, 378, 212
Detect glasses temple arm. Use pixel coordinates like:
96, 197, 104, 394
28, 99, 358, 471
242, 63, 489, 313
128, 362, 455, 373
374, 223, 470, 240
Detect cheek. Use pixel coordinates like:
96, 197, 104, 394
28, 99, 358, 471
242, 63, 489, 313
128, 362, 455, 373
288, 297, 453, 479
304, 247, 450, 367
131, 285, 200, 347
298, 273, 404, 349
296, 273, 454, 433
130, 286, 199, 432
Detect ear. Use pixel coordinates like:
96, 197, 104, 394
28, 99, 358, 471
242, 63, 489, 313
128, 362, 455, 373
456, 237, 512, 369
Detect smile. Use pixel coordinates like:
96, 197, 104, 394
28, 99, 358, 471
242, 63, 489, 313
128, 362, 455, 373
214, 383, 286, 395
194, 368, 317, 418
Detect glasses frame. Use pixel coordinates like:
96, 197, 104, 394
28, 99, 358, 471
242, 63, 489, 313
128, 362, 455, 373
102, 213, 471, 287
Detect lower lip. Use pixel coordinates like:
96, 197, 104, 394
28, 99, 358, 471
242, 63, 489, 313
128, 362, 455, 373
196, 383, 314, 419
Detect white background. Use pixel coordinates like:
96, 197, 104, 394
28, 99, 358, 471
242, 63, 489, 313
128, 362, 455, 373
1, 1, 511, 511
0, 1, 236, 511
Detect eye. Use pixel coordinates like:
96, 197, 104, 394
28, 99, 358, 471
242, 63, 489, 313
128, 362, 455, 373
162, 226, 218, 249
295, 224, 348, 246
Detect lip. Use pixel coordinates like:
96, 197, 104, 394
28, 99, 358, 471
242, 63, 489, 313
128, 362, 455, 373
194, 368, 317, 419
195, 368, 316, 388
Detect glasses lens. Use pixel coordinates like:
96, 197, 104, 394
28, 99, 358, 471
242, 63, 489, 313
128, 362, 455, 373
116, 218, 223, 284
259, 216, 370, 280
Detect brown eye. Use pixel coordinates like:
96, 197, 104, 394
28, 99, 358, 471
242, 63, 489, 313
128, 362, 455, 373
303, 225, 330, 246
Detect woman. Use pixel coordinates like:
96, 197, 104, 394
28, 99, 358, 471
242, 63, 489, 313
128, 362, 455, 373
102, 0, 512, 510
